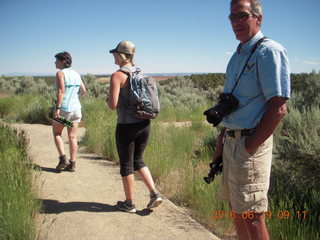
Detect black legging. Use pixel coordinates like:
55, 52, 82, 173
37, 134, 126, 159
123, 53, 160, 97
115, 120, 150, 176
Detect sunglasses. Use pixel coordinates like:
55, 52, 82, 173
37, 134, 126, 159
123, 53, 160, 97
228, 12, 255, 22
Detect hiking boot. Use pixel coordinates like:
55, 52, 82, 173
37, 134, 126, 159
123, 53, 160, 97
56, 155, 68, 171
65, 160, 76, 172
147, 194, 163, 209
116, 200, 136, 213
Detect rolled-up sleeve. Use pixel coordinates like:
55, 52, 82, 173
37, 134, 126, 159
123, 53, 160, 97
258, 42, 291, 101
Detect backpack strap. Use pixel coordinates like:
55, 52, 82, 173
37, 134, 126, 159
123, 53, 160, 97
117, 66, 142, 122
119, 66, 141, 75
119, 66, 131, 74
117, 66, 131, 81
119, 66, 141, 98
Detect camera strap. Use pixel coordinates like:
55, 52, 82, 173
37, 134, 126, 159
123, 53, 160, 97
231, 37, 267, 94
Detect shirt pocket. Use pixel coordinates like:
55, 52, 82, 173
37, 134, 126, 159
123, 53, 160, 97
237, 65, 261, 98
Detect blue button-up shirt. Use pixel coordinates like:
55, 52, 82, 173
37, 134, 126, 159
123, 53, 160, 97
222, 31, 290, 129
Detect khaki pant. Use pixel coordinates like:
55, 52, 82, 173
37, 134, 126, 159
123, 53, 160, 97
218, 132, 273, 214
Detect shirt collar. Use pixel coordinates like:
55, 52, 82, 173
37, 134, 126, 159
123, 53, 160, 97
237, 31, 264, 54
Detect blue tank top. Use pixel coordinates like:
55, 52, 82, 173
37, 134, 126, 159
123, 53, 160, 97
60, 67, 82, 112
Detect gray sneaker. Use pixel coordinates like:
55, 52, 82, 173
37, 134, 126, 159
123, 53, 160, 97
147, 195, 163, 209
117, 201, 136, 213
56, 155, 68, 171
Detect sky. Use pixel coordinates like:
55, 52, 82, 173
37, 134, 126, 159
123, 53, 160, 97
1, 0, 320, 75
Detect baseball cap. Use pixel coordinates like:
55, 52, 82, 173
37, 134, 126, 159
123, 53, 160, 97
109, 40, 136, 55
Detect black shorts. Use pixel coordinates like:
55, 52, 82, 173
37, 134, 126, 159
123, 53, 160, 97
115, 120, 150, 176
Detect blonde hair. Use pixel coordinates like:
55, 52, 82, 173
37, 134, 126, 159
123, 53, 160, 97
114, 52, 135, 66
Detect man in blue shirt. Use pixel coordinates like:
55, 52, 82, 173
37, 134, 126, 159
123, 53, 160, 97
211, 0, 290, 239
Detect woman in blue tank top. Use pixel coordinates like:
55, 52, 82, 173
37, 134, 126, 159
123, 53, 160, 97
108, 41, 163, 213
53, 51, 87, 172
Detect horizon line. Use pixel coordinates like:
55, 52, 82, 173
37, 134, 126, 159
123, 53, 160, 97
1, 71, 220, 77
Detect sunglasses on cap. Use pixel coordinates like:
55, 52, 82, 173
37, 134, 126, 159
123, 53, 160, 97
228, 12, 256, 22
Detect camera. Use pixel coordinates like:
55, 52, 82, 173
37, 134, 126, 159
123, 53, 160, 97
203, 155, 223, 184
203, 93, 239, 126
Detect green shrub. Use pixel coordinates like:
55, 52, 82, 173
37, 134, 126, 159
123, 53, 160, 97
0, 94, 53, 124
0, 76, 54, 95
290, 71, 320, 109
0, 96, 17, 118
270, 91, 320, 239
82, 74, 108, 99
273, 103, 320, 194
156, 76, 213, 122
19, 98, 53, 124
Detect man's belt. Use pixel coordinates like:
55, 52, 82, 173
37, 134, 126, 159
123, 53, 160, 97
226, 129, 255, 138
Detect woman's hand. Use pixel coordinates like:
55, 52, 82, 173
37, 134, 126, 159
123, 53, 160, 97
54, 109, 60, 118
80, 80, 87, 96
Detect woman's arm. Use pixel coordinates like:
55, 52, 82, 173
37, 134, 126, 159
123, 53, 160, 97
54, 71, 65, 118
80, 79, 87, 95
107, 71, 127, 110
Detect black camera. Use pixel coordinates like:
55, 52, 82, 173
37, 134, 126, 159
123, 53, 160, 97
203, 93, 239, 126
203, 155, 223, 184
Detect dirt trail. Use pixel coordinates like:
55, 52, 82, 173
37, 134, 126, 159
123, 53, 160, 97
14, 123, 220, 240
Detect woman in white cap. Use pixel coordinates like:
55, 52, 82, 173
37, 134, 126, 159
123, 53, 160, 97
108, 40, 162, 213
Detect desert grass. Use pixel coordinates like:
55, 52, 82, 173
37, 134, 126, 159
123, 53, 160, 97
267, 189, 320, 240
0, 122, 40, 240
81, 97, 118, 162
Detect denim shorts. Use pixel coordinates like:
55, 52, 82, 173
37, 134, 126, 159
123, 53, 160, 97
218, 132, 273, 214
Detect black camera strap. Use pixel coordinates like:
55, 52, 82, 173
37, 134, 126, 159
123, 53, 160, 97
231, 37, 267, 94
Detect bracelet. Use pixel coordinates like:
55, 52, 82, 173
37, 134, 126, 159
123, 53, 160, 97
56, 107, 61, 109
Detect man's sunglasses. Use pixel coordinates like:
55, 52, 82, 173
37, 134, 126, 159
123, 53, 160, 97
228, 12, 255, 22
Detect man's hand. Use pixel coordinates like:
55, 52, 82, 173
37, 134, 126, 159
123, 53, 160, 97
212, 128, 226, 163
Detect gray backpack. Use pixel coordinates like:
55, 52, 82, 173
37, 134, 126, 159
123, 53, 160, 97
120, 67, 160, 119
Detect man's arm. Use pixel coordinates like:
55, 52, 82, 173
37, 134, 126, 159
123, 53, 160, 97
245, 96, 287, 154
